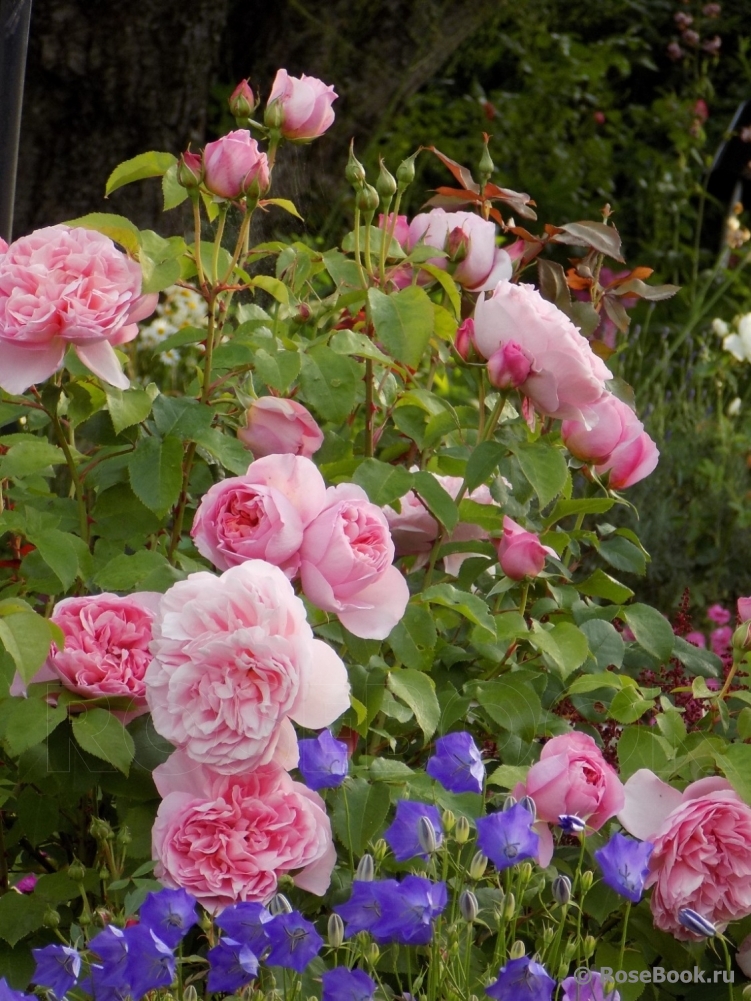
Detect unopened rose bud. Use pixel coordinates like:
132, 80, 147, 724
229, 79, 256, 120
487, 341, 533, 389
502, 795, 518, 812
455, 816, 471, 844
328, 913, 345, 948
580, 870, 594, 893
583, 935, 597, 959
346, 141, 366, 189
509, 940, 525, 960
177, 151, 203, 189
674, 11, 693, 27
268, 893, 292, 916
99, 866, 110, 882
79, 911, 92, 927
356, 184, 380, 217
396, 152, 418, 191
455, 317, 475, 361
42, 908, 61, 929
552, 875, 571, 905
68, 860, 86, 882
469, 851, 488, 881
703, 2, 721, 15
356, 854, 375, 882
667, 41, 685, 60
418, 815, 438, 855
682, 28, 700, 46
702, 35, 721, 55
447, 226, 469, 263
90, 818, 113, 842
116, 826, 132, 847
377, 159, 397, 202
459, 889, 479, 923
478, 142, 494, 181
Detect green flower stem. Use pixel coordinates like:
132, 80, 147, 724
192, 197, 206, 291
378, 194, 393, 284
211, 206, 227, 285
221, 198, 256, 286
546, 902, 569, 973
616, 900, 631, 970
49, 409, 89, 547
719, 935, 733, 1001
364, 359, 374, 458
353, 205, 369, 289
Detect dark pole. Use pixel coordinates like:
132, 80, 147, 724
0, 0, 32, 243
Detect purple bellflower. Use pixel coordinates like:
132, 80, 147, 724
207, 938, 259, 993
485, 956, 556, 1001
139, 887, 198, 948
322, 967, 377, 1001
265, 911, 323, 972
476, 804, 539, 871
298, 730, 349, 790
216, 901, 272, 956
31, 945, 81, 999
427, 731, 485, 794
384, 800, 443, 861
594, 833, 653, 903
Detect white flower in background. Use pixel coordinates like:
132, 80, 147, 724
722, 313, 751, 362
728, 396, 742, 416
138, 285, 208, 364
712, 318, 729, 338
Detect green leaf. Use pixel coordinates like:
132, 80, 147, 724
368, 286, 434, 368
251, 275, 289, 304
261, 197, 304, 220
105, 151, 177, 196
597, 535, 647, 575
151, 396, 213, 440
299, 347, 362, 422
153, 325, 206, 354
341, 226, 405, 259
387, 668, 440, 741
576, 569, 634, 603
421, 584, 495, 640
332, 778, 391, 855
352, 459, 413, 507
0, 604, 59, 684
0, 698, 67, 755
514, 441, 569, 508
162, 164, 188, 211
579, 618, 625, 670
0, 893, 49, 946
609, 687, 654, 724
64, 213, 141, 255
418, 263, 461, 317
465, 441, 505, 493
28, 529, 83, 591
617, 726, 671, 781
621, 603, 674, 662
527, 621, 588, 679
0, 440, 66, 479
253, 349, 301, 393
472, 676, 542, 741
567, 672, 632, 695
714, 743, 751, 804
544, 497, 615, 525
412, 471, 459, 531
94, 551, 179, 592
72, 709, 135, 775
595, 943, 648, 1001
388, 605, 437, 672
330, 329, 392, 366
15, 786, 58, 846
128, 435, 183, 516
671, 635, 721, 678
458, 499, 504, 531
486, 763, 529, 788
191, 428, 250, 475
106, 387, 153, 434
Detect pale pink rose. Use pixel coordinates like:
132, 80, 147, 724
45, 592, 161, 714
0, 225, 157, 394
515, 732, 625, 865
406, 209, 512, 293
237, 397, 323, 459
378, 213, 410, 248
707, 603, 731, 625
496, 516, 555, 580
562, 393, 642, 465
595, 428, 659, 490
144, 561, 349, 773
685, 631, 707, 648
487, 341, 533, 389
711, 625, 732, 657
266, 69, 337, 141
0, 237, 7, 255
190, 454, 327, 575
203, 130, 270, 199
300, 483, 409, 639
619, 770, 751, 939
152, 750, 335, 910
739, 597, 751, 622
473, 282, 612, 421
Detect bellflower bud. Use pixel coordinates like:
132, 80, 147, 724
268, 893, 293, 916
580, 870, 594, 893
542, 925, 555, 947
678, 908, 716, 938
455, 816, 471, 844
552, 875, 572, 905
583, 935, 597, 959
183, 987, 198, 1001
327, 913, 345, 948
504, 892, 516, 921
519, 796, 537, 821
562, 941, 578, 963
373, 839, 388, 863
367, 943, 380, 964
502, 795, 518, 812
355, 854, 375, 882
459, 889, 479, 923
442, 809, 456, 833
519, 862, 533, 885
509, 940, 526, 960
417, 815, 439, 855
469, 851, 488, 880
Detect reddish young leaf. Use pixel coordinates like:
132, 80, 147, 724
427, 146, 480, 193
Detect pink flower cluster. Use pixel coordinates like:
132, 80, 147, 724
0, 225, 157, 395
191, 454, 409, 639
620, 769, 751, 939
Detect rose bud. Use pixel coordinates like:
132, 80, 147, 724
238, 397, 324, 460
228, 79, 256, 120
496, 516, 555, 580
455, 317, 476, 361
203, 130, 270, 200
487, 341, 533, 389
177, 150, 203, 189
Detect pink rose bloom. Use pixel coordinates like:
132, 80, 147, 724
144, 561, 349, 773
45, 592, 161, 714
710, 625, 732, 657
378, 213, 410, 248
152, 750, 335, 910
595, 429, 659, 490
237, 397, 324, 459
0, 225, 157, 395
191, 454, 327, 576
300, 483, 409, 639
496, 516, 555, 580
203, 130, 270, 199
0, 237, 7, 255
406, 209, 512, 292
473, 282, 612, 422
515, 732, 625, 866
487, 341, 533, 389
619, 770, 751, 939
685, 630, 707, 648
562, 393, 642, 465
707, 603, 731, 625
739, 597, 751, 621
265, 69, 337, 141
738, 935, 751, 978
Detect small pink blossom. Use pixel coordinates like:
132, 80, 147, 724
405, 209, 512, 292
238, 397, 324, 460
266, 70, 337, 141
455, 317, 475, 361
203, 130, 270, 199
0, 225, 157, 394
711, 625, 732, 657
707, 603, 731, 625
152, 751, 335, 911
486, 341, 533, 389
685, 631, 707, 649
496, 516, 555, 580
738, 596, 751, 622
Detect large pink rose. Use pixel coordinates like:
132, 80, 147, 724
191, 454, 327, 575
265, 69, 337, 141
203, 130, 270, 200
619, 770, 751, 939
152, 750, 335, 910
144, 561, 349, 773
237, 397, 324, 459
300, 483, 409, 639
515, 732, 625, 866
595, 430, 659, 490
0, 225, 157, 394
44, 593, 161, 714
406, 209, 512, 293
473, 282, 612, 421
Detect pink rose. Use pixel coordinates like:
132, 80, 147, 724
265, 69, 337, 141
237, 397, 324, 459
711, 625, 732, 657
191, 454, 327, 575
562, 393, 641, 465
473, 282, 612, 421
685, 631, 707, 648
43, 592, 161, 714
595, 429, 659, 490
406, 209, 512, 292
144, 561, 350, 773
619, 770, 751, 939
738, 934, 751, 978
487, 341, 533, 389
300, 483, 409, 639
203, 130, 270, 200
378, 213, 410, 248
515, 732, 625, 866
152, 750, 335, 910
496, 516, 555, 580
0, 225, 157, 395
707, 603, 731, 625
739, 597, 751, 622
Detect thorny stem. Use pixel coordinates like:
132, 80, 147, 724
192, 198, 206, 291
364, 359, 375, 458
353, 205, 369, 289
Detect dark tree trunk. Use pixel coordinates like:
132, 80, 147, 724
13, 0, 230, 237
